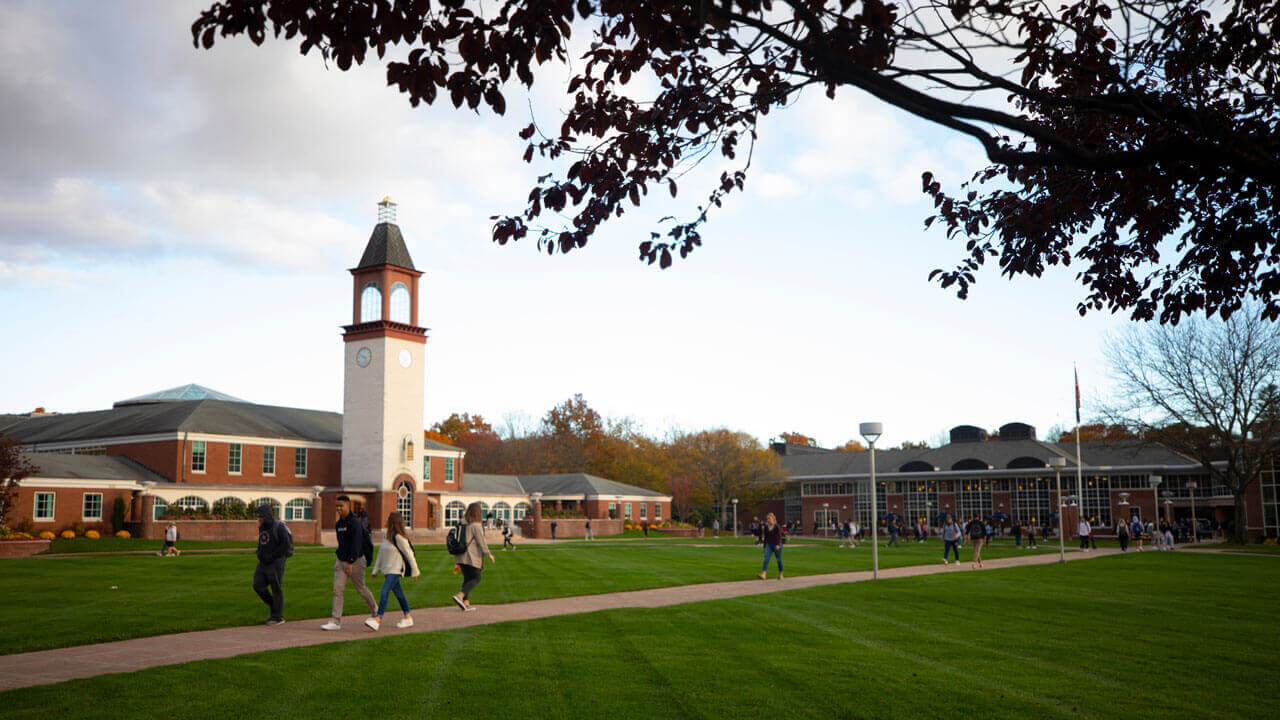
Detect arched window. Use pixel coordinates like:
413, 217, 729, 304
389, 283, 410, 324
174, 496, 209, 512
514, 502, 531, 520
396, 482, 414, 527
212, 497, 246, 518
361, 283, 382, 322
253, 498, 282, 518
285, 498, 312, 521
445, 501, 466, 527
478, 501, 491, 521
152, 498, 168, 520
492, 502, 512, 522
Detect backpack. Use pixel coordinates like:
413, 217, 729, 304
361, 526, 374, 566
445, 523, 468, 555
391, 531, 414, 574
278, 522, 295, 558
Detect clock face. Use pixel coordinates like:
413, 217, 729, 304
399, 349, 412, 368
355, 347, 372, 368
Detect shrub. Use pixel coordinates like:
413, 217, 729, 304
39, 530, 56, 540
70, 521, 87, 536
85, 530, 100, 539
115, 530, 131, 539
59, 530, 75, 539
17, 518, 35, 535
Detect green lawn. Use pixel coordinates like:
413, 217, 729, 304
2, 537, 1054, 653
2, 553, 1274, 718
43, 537, 264, 554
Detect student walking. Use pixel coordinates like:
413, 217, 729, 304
584, 518, 593, 540
758, 513, 784, 580
451, 502, 496, 611
502, 522, 516, 550
969, 515, 988, 568
550, 520, 558, 540
252, 503, 293, 625
366, 511, 420, 631
1132, 517, 1145, 551
1078, 518, 1092, 552
322, 496, 377, 631
161, 522, 180, 557
940, 517, 962, 565
713, 518, 720, 537
1116, 518, 1131, 551
1012, 520, 1023, 548
887, 520, 900, 547
1026, 522, 1038, 548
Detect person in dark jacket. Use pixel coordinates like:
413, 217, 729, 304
969, 515, 988, 569
321, 496, 377, 631
253, 504, 292, 626
758, 513, 785, 580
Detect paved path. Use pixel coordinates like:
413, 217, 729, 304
0, 548, 1116, 692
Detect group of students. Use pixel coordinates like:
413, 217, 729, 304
249, 496, 498, 628
1113, 516, 1178, 552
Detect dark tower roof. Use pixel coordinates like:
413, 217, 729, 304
356, 222, 416, 271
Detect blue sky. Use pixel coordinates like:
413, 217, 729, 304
0, 1, 1129, 448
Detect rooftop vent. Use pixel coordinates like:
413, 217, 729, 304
949, 425, 988, 444
999, 422, 1036, 441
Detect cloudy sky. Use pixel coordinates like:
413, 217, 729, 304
0, 1, 1130, 448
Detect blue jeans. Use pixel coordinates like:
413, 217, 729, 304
376, 574, 409, 617
762, 543, 783, 572
943, 540, 960, 561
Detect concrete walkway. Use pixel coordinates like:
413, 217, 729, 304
0, 548, 1116, 692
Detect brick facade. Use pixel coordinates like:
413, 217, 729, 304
12, 486, 136, 534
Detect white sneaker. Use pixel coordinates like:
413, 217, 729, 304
320, 621, 341, 631
364, 617, 380, 631
396, 617, 414, 629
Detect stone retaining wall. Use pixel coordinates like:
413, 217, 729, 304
146, 519, 320, 544
517, 517, 624, 539
0, 540, 51, 557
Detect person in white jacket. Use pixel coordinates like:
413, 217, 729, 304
1078, 518, 1092, 552
366, 511, 421, 631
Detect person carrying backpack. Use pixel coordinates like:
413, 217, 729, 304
366, 511, 420, 631
450, 502, 495, 611
253, 503, 293, 626
322, 496, 378, 631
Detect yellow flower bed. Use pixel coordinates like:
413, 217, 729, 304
60, 530, 76, 539
39, 531, 56, 540
115, 530, 131, 539
85, 530, 100, 539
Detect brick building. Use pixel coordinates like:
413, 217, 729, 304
1, 199, 668, 541
758, 423, 1278, 542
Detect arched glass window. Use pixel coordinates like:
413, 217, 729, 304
285, 498, 312, 521
492, 502, 512, 522
514, 502, 531, 520
396, 482, 414, 527
389, 283, 410, 324
445, 501, 466, 527
361, 283, 382, 322
152, 498, 168, 520
253, 498, 282, 518
174, 496, 209, 512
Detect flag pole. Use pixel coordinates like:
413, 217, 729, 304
1074, 364, 1085, 532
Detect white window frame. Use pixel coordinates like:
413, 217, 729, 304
263, 445, 276, 476
445, 457, 455, 483
423, 456, 431, 481
444, 501, 466, 527
285, 498, 312, 521
294, 447, 308, 478
640, 503, 647, 519
82, 492, 104, 520
655, 504, 663, 520
361, 283, 382, 322
389, 282, 410, 324
624, 502, 632, 520
191, 440, 206, 474
34, 491, 55, 521
228, 443, 242, 475
514, 502, 531, 520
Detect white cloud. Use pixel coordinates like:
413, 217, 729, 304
752, 171, 804, 199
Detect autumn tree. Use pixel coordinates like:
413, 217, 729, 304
667, 429, 786, 527
831, 439, 867, 452
196, 1, 1280, 323
1054, 424, 1138, 444
666, 475, 695, 521
1104, 309, 1280, 543
898, 440, 930, 450
778, 432, 818, 447
427, 412, 504, 471
0, 434, 37, 528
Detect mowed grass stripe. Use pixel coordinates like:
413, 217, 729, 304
1, 538, 1055, 654
2, 554, 1274, 718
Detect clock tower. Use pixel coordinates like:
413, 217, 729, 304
341, 198, 426, 520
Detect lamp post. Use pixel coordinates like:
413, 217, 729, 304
1049, 456, 1067, 563
860, 422, 883, 580
1187, 481, 1198, 543
732, 498, 739, 537
822, 503, 830, 537
1149, 476, 1162, 527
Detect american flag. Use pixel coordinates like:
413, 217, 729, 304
1074, 365, 1081, 424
